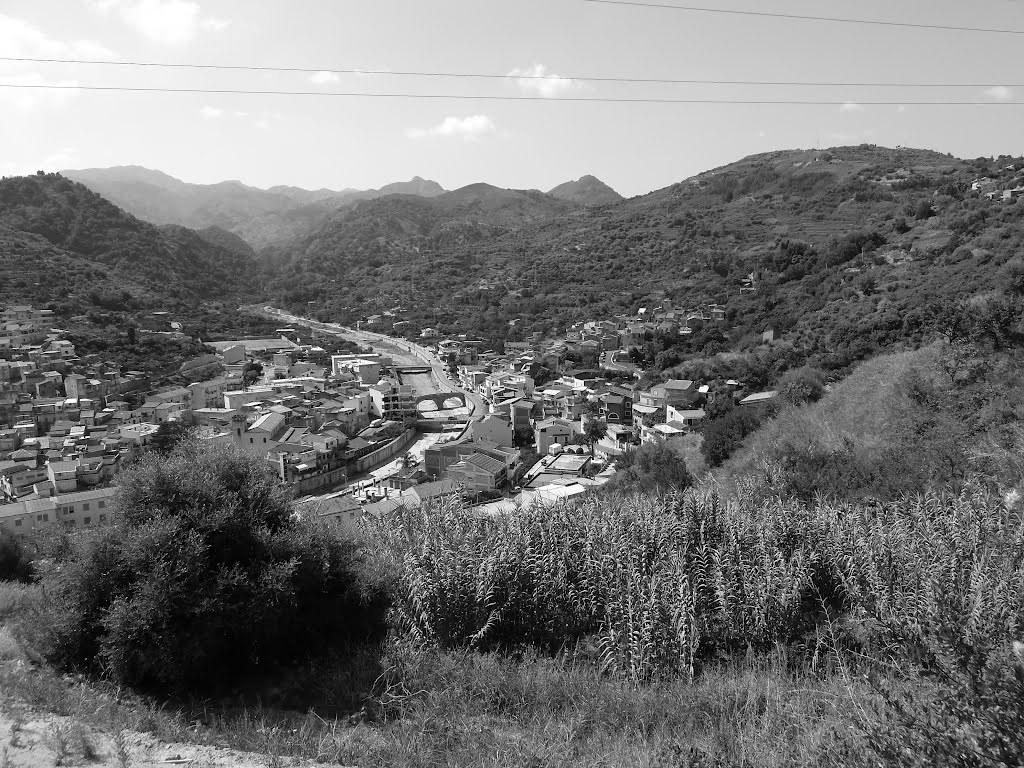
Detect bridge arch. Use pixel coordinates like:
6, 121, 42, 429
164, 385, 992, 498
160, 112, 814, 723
416, 392, 467, 410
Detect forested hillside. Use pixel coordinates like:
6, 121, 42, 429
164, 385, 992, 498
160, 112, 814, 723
65, 166, 450, 250
270, 144, 1024, 378
0, 173, 257, 304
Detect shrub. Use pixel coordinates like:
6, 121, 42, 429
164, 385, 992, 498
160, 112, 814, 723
21, 442, 389, 694
608, 440, 695, 493
777, 366, 826, 405
0, 529, 33, 582
701, 407, 768, 467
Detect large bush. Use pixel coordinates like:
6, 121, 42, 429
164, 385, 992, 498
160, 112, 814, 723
22, 442, 388, 693
0, 529, 33, 582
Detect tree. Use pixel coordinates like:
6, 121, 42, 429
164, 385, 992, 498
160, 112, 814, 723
700, 407, 766, 468
608, 440, 694, 493
0, 529, 33, 582
26, 442, 388, 694
242, 361, 264, 389
704, 382, 736, 420
777, 366, 827, 405
150, 421, 196, 455
578, 418, 608, 456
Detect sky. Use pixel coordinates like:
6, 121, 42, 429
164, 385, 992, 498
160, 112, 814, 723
2, 0, 1024, 197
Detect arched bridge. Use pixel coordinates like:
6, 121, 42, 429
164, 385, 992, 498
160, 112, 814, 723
416, 392, 467, 410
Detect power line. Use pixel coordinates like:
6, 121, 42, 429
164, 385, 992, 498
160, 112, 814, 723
1, 82, 1022, 104
579, 0, 1024, 35
0, 56, 1019, 89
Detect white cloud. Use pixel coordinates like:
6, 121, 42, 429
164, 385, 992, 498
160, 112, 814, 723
839, 101, 865, 113
408, 115, 497, 141
199, 16, 230, 31
88, 0, 230, 45
310, 71, 340, 85
200, 105, 223, 118
508, 64, 581, 98
233, 110, 249, 117
983, 86, 1013, 101
0, 13, 117, 58
0, 72, 80, 112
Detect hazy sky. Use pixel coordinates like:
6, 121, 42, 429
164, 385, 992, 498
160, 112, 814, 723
2, 0, 1023, 197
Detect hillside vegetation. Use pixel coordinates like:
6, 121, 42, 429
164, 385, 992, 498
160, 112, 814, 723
0, 173, 257, 303
271, 144, 1024, 380
64, 166, 451, 250
2, 439, 1022, 767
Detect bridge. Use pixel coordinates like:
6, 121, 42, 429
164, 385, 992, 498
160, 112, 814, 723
416, 392, 468, 410
395, 366, 433, 374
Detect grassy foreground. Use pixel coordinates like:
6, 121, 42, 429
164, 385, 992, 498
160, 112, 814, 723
1, 608, 860, 768
2, 455, 1023, 767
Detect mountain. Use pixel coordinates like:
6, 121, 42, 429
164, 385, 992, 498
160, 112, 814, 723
548, 175, 623, 205
0, 173, 257, 306
270, 144, 1024, 380
264, 183, 578, 276
63, 167, 448, 250
379, 176, 446, 198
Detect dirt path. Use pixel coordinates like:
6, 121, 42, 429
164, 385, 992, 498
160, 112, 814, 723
0, 707, 355, 768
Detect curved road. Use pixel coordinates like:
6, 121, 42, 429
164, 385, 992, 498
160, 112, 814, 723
259, 306, 487, 420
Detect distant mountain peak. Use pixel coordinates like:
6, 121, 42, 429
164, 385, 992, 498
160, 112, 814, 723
378, 177, 446, 197
548, 175, 623, 205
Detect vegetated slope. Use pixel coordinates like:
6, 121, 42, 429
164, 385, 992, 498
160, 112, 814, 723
548, 174, 623, 205
62, 166, 303, 231
195, 225, 256, 259
720, 333, 1024, 501
65, 166, 449, 250
0, 173, 257, 301
0, 224, 152, 308
275, 144, 1024, 373
266, 185, 579, 299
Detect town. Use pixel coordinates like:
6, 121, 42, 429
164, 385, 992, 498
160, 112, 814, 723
0, 295, 781, 536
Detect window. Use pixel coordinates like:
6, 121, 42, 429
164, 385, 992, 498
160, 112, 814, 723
15, 519, 22, 527
68, 505, 75, 513
249, 438, 253, 444
98, 500, 105, 509
99, 514, 106, 523
83, 503, 90, 511
84, 517, 91, 525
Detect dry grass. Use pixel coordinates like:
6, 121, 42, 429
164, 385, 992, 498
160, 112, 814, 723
0, 638, 860, 768
719, 345, 939, 491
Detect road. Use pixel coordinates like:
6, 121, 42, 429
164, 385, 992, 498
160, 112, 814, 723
259, 306, 487, 419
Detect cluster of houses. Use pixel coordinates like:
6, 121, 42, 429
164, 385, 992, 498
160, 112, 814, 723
972, 175, 1024, 202
0, 305, 464, 537
335, 299, 774, 513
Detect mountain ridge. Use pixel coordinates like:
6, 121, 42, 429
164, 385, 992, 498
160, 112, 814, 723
61, 166, 450, 250
548, 175, 623, 205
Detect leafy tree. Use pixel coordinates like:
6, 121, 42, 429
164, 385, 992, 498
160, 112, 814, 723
704, 382, 736, 420
24, 442, 388, 694
607, 440, 693, 493
150, 421, 196, 455
242, 361, 264, 388
701, 407, 766, 468
777, 366, 826, 405
0, 529, 33, 582
578, 418, 608, 456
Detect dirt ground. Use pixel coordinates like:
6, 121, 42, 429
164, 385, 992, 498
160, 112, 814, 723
0, 705, 356, 768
